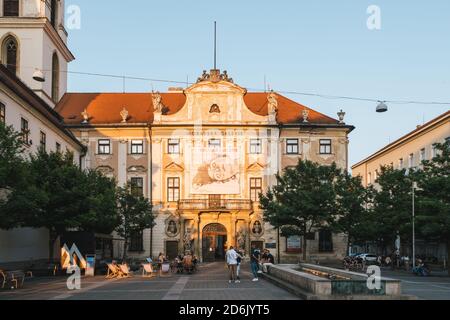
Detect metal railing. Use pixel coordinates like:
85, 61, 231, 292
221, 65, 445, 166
178, 199, 253, 210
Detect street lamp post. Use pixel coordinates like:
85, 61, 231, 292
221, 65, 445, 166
412, 181, 417, 270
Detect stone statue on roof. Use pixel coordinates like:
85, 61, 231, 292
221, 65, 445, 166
152, 91, 164, 113
267, 90, 278, 115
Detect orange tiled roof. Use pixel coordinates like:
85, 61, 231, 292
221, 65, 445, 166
56, 92, 339, 125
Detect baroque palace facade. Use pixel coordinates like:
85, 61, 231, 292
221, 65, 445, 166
1, 0, 354, 264
57, 69, 355, 263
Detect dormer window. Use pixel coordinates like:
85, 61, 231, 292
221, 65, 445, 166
3, 0, 19, 17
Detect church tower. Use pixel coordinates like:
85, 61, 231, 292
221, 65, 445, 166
0, 0, 74, 107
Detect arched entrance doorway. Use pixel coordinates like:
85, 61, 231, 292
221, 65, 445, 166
202, 223, 227, 262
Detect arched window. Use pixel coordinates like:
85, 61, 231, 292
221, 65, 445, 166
3, 0, 19, 17
2, 36, 18, 74
51, 52, 60, 102
50, 0, 58, 28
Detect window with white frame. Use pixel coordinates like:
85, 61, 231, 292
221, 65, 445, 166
167, 177, 180, 202
39, 131, 46, 152
249, 177, 262, 202
21, 117, 29, 145
420, 148, 426, 162
408, 153, 414, 168
130, 177, 144, 197
319, 139, 332, 154
131, 140, 144, 154
249, 139, 262, 154
168, 139, 180, 154
432, 144, 438, 159
98, 139, 111, 155
286, 139, 299, 154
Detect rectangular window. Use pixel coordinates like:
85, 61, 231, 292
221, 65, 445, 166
129, 230, 143, 252
319, 139, 332, 154
130, 177, 144, 197
399, 158, 404, 169
209, 194, 222, 208
318, 229, 333, 252
168, 139, 180, 154
420, 148, 426, 162
131, 140, 144, 154
249, 177, 262, 202
432, 145, 438, 158
3, 0, 19, 17
21, 118, 29, 145
249, 139, 262, 154
0, 103, 5, 124
367, 172, 372, 185
98, 139, 111, 154
167, 177, 180, 202
39, 131, 46, 151
56, 142, 61, 153
286, 139, 299, 154
208, 139, 221, 150
408, 153, 414, 168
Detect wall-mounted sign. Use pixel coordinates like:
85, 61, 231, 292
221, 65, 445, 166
265, 242, 276, 249
286, 236, 302, 253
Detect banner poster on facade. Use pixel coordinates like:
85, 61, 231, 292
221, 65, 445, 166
191, 147, 240, 194
286, 236, 302, 253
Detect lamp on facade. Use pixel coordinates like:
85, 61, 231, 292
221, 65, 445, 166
32, 68, 45, 82
376, 101, 388, 113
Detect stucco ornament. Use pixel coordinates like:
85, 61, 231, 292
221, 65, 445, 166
267, 91, 278, 115
302, 109, 309, 123
152, 91, 164, 113
120, 107, 128, 123
236, 226, 247, 251
81, 109, 89, 124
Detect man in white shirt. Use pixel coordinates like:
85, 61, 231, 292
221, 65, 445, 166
225, 246, 238, 283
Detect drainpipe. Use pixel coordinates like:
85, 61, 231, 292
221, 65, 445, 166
149, 125, 153, 258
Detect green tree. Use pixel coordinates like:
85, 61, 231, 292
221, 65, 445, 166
259, 160, 339, 261
78, 169, 120, 234
372, 166, 414, 255
330, 172, 374, 253
0, 123, 27, 189
116, 184, 155, 260
415, 141, 450, 274
0, 123, 32, 228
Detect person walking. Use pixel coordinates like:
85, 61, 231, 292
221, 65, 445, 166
235, 249, 244, 283
225, 246, 238, 283
250, 244, 261, 281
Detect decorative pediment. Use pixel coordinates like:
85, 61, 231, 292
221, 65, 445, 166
164, 162, 184, 172
96, 166, 114, 175
127, 165, 146, 173
247, 162, 266, 171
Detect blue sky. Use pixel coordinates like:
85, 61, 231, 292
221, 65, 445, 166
65, 0, 450, 167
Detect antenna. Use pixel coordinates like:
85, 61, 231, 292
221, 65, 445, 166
214, 21, 217, 69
